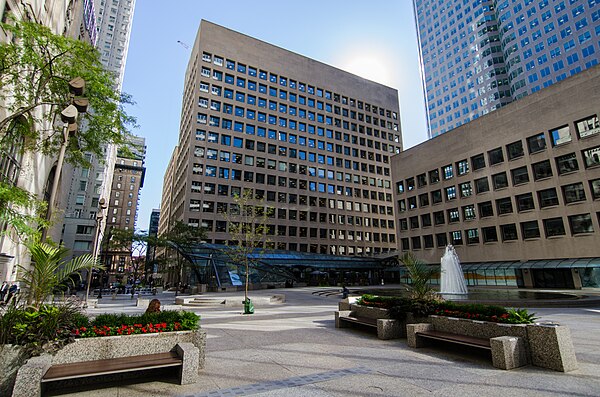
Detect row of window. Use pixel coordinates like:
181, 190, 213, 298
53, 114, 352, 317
190, 195, 393, 217
197, 81, 399, 133
400, 212, 598, 251
400, 178, 600, 229
194, 129, 394, 164
397, 114, 600, 194
201, 52, 398, 120
187, 236, 390, 256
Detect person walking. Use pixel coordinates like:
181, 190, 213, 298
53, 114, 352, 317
0, 281, 8, 303
5, 283, 18, 305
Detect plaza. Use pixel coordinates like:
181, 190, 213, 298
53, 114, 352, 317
56, 287, 600, 396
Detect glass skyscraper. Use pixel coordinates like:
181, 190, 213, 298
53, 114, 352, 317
414, 0, 600, 138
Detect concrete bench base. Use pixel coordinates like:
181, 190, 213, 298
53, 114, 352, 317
335, 310, 402, 340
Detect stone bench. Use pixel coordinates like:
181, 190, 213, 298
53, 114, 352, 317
335, 310, 402, 340
12, 330, 206, 397
408, 323, 526, 370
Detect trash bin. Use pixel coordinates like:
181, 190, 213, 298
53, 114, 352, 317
243, 298, 254, 314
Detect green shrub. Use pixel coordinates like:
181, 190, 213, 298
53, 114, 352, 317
91, 310, 199, 330
356, 294, 409, 309
0, 303, 83, 353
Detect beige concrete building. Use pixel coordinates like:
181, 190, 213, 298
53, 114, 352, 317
162, 21, 402, 257
392, 66, 600, 289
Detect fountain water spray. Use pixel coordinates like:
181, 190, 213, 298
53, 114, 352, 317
440, 244, 468, 296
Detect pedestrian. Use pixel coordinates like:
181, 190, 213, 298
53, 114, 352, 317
341, 285, 349, 299
145, 299, 161, 314
0, 281, 8, 303
5, 283, 18, 305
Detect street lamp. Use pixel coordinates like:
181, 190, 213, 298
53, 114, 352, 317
42, 78, 89, 241
85, 197, 107, 307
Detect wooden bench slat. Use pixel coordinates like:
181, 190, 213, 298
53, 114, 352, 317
340, 316, 378, 327
416, 330, 491, 349
42, 352, 182, 382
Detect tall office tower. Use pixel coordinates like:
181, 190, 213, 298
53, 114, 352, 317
104, 136, 145, 274
163, 20, 402, 257
145, 208, 160, 276
414, 0, 600, 138
57, 0, 136, 260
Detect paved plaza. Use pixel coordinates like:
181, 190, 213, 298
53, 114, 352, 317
62, 287, 600, 396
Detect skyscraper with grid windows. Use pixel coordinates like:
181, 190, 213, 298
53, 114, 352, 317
161, 20, 402, 257
414, 0, 600, 138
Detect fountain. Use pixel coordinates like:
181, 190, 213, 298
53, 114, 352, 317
440, 244, 468, 297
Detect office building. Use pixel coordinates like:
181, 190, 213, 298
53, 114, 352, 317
57, 0, 136, 261
392, 65, 600, 289
413, 0, 600, 138
161, 20, 402, 258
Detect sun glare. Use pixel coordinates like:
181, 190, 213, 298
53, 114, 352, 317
337, 48, 394, 86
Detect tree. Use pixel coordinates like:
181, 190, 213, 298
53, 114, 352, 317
0, 19, 136, 239
18, 242, 101, 309
108, 228, 147, 283
400, 252, 437, 300
221, 190, 272, 311
158, 221, 207, 293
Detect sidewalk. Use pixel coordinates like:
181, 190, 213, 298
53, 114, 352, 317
65, 287, 600, 396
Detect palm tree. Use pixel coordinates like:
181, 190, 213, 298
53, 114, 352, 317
400, 252, 437, 300
18, 242, 101, 308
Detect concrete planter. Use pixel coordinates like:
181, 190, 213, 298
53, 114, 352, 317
11, 329, 207, 397
0, 345, 27, 397
408, 315, 577, 372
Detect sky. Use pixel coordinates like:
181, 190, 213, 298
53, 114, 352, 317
121, 0, 428, 233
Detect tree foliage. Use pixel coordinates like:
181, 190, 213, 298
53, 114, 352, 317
18, 242, 101, 309
0, 18, 136, 163
400, 252, 437, 300
107, 228, 147, 280
0, 181, 48, 240
221, 190, 272, 300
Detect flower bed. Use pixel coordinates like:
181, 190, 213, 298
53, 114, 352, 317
356, 294, 536, 324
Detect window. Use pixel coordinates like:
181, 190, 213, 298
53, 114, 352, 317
555, 152, 579, 174
516, 193, 535, 212
429, 169, 440, 184
492, 172, 509, 189
521, 220, 541, 239
532, 160, 553, 180
543, 217, 566, 237
488, 147, 504, 165
442, 164, 454, 179
459, 182, 473, 197
496, 197, 513, 215
456, 159, 469, 175
501, 224, 518, 241
448, 208, 460, 223
471, 153, 486, 170
466, 229, 479, 244
436, 233, 448, 247
478, 201, 494, 218
582, 146, 600, 168
462, 204, 476, 220
445, 186, 457, 200
562, 182, 586, 203
549, 125, 571, 146
409, 216, 419, 229
450, 230, 463, 245
538, 187, 559, 207
433, 211, 445, 225
431, 189, 443, 204
590, 179, 600, 199
506, 140, 524, 160
569, 213, 594, 234
417, 173, 427, 187
475, 177, 490, 194
527, 132, 546, 153
575, 115, 600, 138
511, 166, 530, 185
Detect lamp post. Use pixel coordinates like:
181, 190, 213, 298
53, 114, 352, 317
41, 78, 89, 241
85, 197, 107, 307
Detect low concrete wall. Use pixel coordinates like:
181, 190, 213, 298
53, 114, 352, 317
11, 329, 207, 397
0, 345, 27, 397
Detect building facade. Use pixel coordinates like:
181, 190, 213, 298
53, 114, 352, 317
0, 0, 97, 281
57, 0, 136, 262
414, 0, 600, 138
162, 21, 402, 259
392, 65, 600, 289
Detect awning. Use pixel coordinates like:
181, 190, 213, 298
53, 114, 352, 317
460, 258, 600, 270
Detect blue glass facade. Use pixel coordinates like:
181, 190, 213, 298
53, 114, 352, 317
414, 0, 600, 138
